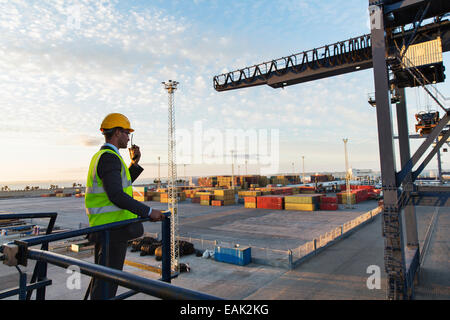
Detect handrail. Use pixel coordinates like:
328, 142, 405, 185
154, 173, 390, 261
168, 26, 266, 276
1, 213, 221, 300
0, 212, 58, 220
10, 217, 151, 247
214, 34, 372, 88
27, 248, 221, 300
1, 212, 58, 300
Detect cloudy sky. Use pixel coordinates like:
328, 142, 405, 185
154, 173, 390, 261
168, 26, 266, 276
0, 0, 449, 184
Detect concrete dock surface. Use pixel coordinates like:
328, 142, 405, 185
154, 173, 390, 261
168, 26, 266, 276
0, 196, 449, 300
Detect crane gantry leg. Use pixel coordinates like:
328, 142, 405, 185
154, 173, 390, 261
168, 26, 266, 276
370, 4, 407, 300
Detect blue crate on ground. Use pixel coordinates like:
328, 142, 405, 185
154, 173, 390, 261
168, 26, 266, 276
214, 246, 251, 266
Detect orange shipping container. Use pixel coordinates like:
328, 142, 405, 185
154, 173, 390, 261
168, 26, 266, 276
212, 200, 223, 206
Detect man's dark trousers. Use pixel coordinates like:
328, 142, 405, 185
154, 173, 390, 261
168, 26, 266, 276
90, 239, 128, 300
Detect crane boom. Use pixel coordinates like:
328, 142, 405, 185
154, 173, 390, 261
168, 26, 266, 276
213, 20, 450, 92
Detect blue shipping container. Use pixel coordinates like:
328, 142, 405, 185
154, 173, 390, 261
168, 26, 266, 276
214, 246, 251, 266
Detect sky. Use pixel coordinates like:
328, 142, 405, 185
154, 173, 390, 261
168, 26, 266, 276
0, 0, 449, 185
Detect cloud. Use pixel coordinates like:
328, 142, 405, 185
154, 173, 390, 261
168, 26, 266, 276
77, 135, 103, 147
1, 0, 430, 180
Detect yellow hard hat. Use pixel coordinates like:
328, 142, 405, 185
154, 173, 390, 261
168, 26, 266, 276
100, 113, 134, 132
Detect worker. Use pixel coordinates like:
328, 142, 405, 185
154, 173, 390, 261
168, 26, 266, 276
85, 112, 165, 300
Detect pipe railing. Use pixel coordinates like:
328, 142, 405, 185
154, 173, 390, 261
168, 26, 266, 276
0, 212, 57, 300
27, 248, 221, 300
1, 212, 222, 300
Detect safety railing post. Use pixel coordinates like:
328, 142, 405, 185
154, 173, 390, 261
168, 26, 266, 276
17, 267, 27, 301
100, 230, 110, 299
288, 250, 293, 270
161, 213, 171, 283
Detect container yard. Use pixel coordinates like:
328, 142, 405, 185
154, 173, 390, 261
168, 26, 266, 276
1, 179, 449, 301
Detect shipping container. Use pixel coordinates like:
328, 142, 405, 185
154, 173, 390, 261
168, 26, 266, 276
284, 194, 322, 204
214, 246, 251, 266
256, 195, 284, 210
285, 203, 318, 211
320, 203, 339, 211
211, 200, 223, 206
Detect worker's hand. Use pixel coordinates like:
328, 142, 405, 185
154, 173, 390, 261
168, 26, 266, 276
149, 209, 165, 222
129, 145, 141, 165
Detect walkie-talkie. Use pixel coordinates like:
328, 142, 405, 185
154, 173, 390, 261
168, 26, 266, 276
130, 134, 138, 161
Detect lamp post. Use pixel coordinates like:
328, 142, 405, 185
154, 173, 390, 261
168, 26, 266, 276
230, 150, 235, 190
302, 156, 305, 184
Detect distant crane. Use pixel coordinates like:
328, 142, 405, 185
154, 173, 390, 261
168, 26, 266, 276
162, 80, 179, 272
343, 139, 353, 209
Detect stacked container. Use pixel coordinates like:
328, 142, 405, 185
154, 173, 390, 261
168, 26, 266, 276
211, 200, 224, 206
256, 195, 284, 210
197, 192, 214, 206
319, 196, 338, 210
298, 186, 316, 194
133, 186, 152, 202
284, 194, 322, 211
238, 190, 261, 199
213, 189, 235, 205
244, 196, 257, 208
159, 191, 186, 203
337, 189, 368, 204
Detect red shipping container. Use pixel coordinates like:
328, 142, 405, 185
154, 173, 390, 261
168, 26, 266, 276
272, 189, 283, 195
320, 203, 338, 210
212, 200, 223, 206
280, 187, 293, 195
256, 195, 284, 210
321, 196, 338, 203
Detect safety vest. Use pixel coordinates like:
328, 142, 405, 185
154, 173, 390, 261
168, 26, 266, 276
85, 148, 137, 227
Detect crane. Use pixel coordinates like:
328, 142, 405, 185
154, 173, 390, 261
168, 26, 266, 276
212, 0, 450, 300
162, 80, 179, 273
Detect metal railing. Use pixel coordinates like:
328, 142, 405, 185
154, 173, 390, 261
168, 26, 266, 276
179, 206, 384, 270
0, 212, 221, 300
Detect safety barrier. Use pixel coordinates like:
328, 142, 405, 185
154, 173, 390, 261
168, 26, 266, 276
179, 206, 383, 270
289, 206, 383, 269
0, 212, 221, 300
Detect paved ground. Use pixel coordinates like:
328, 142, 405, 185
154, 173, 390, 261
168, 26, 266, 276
0, 196, 448, 300
415, 207, 450, 299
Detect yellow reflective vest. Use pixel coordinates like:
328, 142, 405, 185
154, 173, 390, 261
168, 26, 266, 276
85, 148, 137, 227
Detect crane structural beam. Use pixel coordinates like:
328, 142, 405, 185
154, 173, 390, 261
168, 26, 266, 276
213, 20, 450, 92
381, 0, 450, 28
